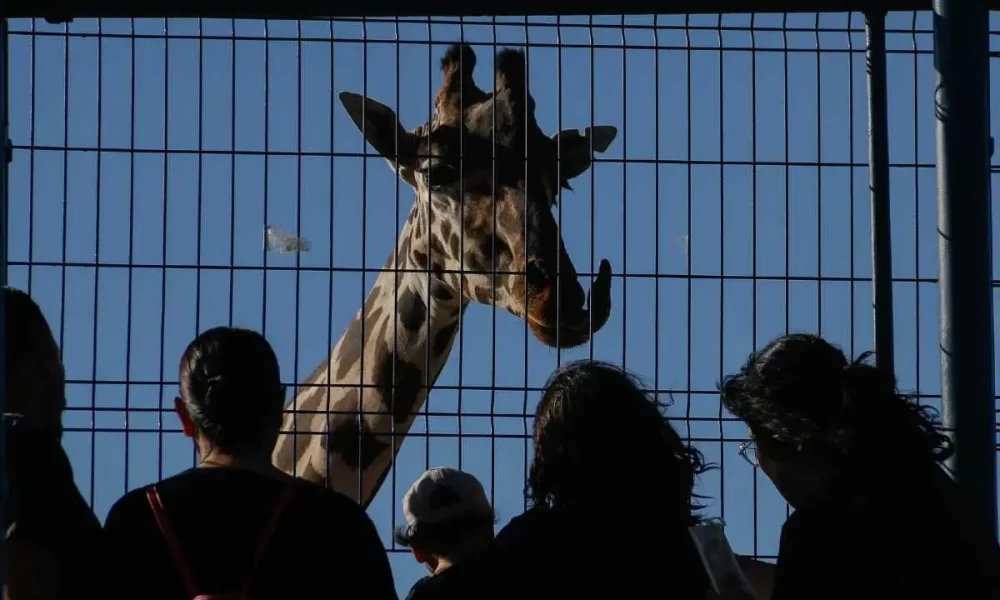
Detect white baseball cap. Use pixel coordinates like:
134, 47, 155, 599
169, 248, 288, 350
402, 467, 493, 532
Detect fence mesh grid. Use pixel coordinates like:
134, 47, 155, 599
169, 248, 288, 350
3, 11, 998, 595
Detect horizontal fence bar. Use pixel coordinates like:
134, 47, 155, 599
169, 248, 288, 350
6, 0, 1000, 20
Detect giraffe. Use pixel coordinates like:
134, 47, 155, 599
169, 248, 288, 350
272, 43, 618, 507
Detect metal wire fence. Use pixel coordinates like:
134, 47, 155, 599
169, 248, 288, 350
1, 10, 998, 596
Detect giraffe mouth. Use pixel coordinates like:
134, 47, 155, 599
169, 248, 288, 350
527, 259, 613, 348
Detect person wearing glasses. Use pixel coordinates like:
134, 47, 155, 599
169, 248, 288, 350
721, 333, 1000, 599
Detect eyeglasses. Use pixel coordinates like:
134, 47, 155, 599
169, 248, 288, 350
738, 439, 758, 468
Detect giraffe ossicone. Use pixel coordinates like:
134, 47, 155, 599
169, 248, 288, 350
273, 43, 619, 507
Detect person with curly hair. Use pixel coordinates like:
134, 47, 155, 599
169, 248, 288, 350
721, 333, 1000, 599
410, 359, 712, 599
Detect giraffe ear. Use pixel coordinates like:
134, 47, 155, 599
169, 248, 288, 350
583, 126, 618, 153
339, 92, 418, 183
551, 125, 618, 184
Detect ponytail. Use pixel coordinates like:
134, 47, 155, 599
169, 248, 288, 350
835, 352, 952, 465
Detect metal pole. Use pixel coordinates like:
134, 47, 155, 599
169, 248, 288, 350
0, 16, 10, 595
1, 20, 9, 285
933, 0, 997, 537
865, 11, 895, 380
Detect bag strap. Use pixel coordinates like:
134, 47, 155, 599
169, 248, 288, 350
146, 486, 202, 599
146, 481, 297, 598
241, 482, 297, 594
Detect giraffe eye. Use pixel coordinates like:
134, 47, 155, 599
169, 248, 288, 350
419, 164, 459, 191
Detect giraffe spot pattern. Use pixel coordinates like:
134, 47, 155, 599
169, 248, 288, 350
413, 249, 428, 267
373, 352, 424, 425
396, 236, 412, 266
325, 414, 389, 471
365, 306, 385, 337
320, 389, 359, 457
336, 319, 363, 380
430, 235, 449, 263
429, 279, 454, 302
397, 288, 427, 332
375, 316, 393, 352
433, 320, 459, 356
473, 286, 494, 304
334, 290, 381, 381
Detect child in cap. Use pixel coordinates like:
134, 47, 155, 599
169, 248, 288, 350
395, 467, 495, 599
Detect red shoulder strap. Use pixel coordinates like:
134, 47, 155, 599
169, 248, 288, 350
146, 481, 297, 598
146, 486, 202, 599
241, 482, 297, 594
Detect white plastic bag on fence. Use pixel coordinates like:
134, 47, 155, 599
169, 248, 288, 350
263, 225, 311, 253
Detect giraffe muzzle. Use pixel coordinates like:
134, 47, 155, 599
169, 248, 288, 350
526, 258, 613, 348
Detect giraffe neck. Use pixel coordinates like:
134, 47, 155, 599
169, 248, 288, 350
272, 202, 468, 506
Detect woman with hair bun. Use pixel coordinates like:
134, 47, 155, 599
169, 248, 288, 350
721, 333, 1000, 599
102, 326, 398, 600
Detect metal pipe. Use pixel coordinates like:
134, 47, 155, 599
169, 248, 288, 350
8, 0, 1000, 20
865, 11, 895, 380
0, 16, 10, 596
2, 19, 9, 287
933, 0, 997, 537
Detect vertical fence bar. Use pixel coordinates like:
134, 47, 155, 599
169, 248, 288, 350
933, 0, 997, 537
0, 16, 10, 596
1, 19, 8, 285
865, 11, 895, 379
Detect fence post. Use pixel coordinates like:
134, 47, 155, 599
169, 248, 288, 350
933, 0, 998, 537
1, 19, 9, 283
865, 11, 895, 380
0, 16, 10, 595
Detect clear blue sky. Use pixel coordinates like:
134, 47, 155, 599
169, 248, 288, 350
5, 11, 1000, 597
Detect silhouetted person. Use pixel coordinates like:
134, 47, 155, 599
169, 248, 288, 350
414, 359, 710, 600
2, 286, 102, 600
102, 326, 398, 600
721, 333, 1000, 599
395, 467, 496, 599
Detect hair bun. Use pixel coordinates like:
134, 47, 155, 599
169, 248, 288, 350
204, 375, 231, 404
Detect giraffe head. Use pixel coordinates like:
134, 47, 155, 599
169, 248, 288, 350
339, 44, 616, 348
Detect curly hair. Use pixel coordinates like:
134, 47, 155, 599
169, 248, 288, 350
720, 333, 953, 466
527, 360, 710, 526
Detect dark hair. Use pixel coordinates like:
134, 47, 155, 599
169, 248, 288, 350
178, 326, 285, 454
4, 287, 65, 431
720, 333, 953, 466
393, 512, 496, 557
527, 360, 709, 525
